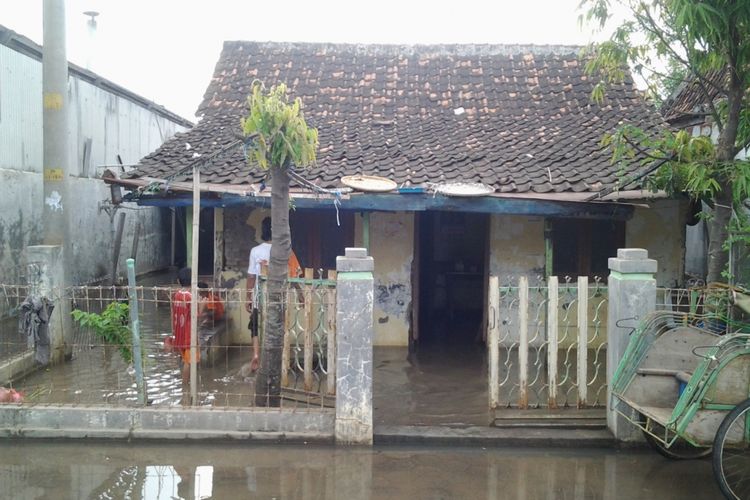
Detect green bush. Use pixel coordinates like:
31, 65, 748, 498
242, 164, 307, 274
71, 302, 133, 364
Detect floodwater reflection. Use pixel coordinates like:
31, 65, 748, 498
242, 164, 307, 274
0, 441, 721, 499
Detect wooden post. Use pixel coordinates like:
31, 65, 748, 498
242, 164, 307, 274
326, 271, 336, 396
130, 220, 141, 262
110, 212, 126, 285
518, 276, 529, 409
577, 276, 589, 408
547, 276, 559, 409
281, 289, 292, 388
488, 276, 500, 414
189, 165, 200, 405
303, 271, 314, 392
213, 208, 224, 287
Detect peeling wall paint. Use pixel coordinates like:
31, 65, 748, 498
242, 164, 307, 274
361, 212, 413, 346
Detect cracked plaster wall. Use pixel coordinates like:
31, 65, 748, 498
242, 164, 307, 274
356, 212, 413, 346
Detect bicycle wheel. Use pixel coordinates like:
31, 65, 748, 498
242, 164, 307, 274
642, 427, 712, 460
713, 398, 750, 500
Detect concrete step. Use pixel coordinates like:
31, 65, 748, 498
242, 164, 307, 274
374, 425, 615, 448
492, 418, 607, 429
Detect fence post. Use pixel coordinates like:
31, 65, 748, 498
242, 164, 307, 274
518, 276, 529, 409
126, 258, 147, 405
335, 248, 374, 445
547, 276, 559, 409
488, 276, 500, 416
577, 276, 589, 408
26, 245, 72, 363
607, 248, 656, 441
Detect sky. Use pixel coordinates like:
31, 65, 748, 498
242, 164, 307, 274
1, 0, 618, 120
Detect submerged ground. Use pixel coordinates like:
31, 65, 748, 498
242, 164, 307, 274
0, 440, 721, 499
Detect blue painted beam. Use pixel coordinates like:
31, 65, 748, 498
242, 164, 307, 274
130, 192, 634, 220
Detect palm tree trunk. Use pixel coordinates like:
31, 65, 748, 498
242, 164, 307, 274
255, 165, 290, 406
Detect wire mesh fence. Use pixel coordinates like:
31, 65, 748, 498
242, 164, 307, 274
0, 284, 33, 363
0, 279, 336, 410
488, 275, 608, 410
656, 284, 749, 334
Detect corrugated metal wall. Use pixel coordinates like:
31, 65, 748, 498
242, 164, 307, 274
0, 45, 44, 172
0, 42, 190, 284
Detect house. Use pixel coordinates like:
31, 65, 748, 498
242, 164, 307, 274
0, 25, 192, 286
106, 41, 688, 349
661, 70, 750, 287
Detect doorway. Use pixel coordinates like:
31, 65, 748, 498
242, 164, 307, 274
414, 211, 489, 349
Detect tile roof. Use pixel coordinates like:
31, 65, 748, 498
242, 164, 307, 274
128, 41, 667, 195
660, 69, 726, 124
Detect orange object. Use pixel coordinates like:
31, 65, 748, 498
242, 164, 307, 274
204, 291, 225, 321
288, 250, 302, 278
181, 348, 200, 364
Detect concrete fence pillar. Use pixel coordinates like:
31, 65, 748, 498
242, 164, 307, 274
606, 248, 657, 441
26, 245, 72, 363
335, 247, 374, 445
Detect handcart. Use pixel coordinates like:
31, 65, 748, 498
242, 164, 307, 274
611, 309, 750, 499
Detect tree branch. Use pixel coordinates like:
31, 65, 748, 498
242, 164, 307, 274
635, 5, 726, 130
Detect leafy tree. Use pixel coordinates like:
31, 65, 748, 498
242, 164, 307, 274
580, 0, 750, 282
71, 302, 132, 364
241, 82, 318, 406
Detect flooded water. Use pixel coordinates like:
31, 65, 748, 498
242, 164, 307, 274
374, 345, 489, 426
0, 440, 722, 499
11, 298, 263, 407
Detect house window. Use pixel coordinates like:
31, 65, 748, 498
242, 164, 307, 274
551, 218, 625, 279
289, 209, 354, 273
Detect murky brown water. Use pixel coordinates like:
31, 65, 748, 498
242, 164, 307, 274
11, 300, 262, 407
0, 441, 721, 499
374, 345, 489, 426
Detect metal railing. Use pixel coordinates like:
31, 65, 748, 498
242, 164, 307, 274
260, 272, 337, 405
656, 284, 747, 335
0, 279, 336, 410
488, 276, 608, 410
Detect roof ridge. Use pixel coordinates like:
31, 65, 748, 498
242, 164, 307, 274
0, 23, 193, 127
223, 40, 583, 57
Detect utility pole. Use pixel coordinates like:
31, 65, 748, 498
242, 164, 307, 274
43, 0, 70, 249
29, 0, 73, 363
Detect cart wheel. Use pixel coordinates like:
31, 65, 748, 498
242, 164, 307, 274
712, 398, 750, 500
641, 419, 712, 460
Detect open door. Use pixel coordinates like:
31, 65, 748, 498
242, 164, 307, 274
416, 211, 489, 349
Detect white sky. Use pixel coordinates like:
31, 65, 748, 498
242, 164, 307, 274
2, 0, 617, 120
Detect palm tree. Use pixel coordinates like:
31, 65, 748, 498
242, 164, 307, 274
242, 82, 318, 406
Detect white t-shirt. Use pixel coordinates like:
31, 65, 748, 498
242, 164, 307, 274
248, 242, 271, 276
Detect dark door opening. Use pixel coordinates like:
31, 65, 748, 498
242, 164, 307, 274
415, 211, 489, 349
197, 207, 215, 276
289, 209, 354, 272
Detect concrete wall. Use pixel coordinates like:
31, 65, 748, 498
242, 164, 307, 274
0, 40, 190, 285
355, 212, 414, 346
625, 198, 687, 287
488, 214, 546, 281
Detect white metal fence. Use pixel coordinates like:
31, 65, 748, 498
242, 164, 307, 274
487, 276, 608, 411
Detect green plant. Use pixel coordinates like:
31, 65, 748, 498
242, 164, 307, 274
71, 302, 133, 364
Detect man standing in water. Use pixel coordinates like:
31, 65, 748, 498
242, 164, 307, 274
245, 217, 301, 374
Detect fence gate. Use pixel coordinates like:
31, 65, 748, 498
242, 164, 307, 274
487, 275, 608, 424
262, 270, 337, 407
